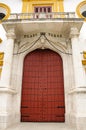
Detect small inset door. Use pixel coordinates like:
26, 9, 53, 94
21, 49, 65, 122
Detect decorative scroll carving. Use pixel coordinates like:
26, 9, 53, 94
70, 27, 79, 38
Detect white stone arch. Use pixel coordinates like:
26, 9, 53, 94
11, 34, 74, 124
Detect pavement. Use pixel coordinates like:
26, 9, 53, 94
4, 123, 76, 130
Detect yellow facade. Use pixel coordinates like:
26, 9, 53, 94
0, 3, 11, 21
22, 0, 64, 13
0, 38, 2, 43
76, 1, 86, 21
0, 52, 4, 76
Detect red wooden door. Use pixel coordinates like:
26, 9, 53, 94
21, 49, 65, 122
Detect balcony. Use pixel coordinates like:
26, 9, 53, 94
3, 12, 83, 21
2, 12, 83, 39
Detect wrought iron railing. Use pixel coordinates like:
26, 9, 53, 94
8, 12, 76, 20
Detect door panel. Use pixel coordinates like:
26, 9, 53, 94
21, 49, 65, 122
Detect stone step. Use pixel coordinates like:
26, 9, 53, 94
4, 123, 75, 130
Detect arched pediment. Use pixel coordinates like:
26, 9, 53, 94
16, 32, 70, 57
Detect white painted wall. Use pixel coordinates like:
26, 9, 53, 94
64, 0, 83, 12
80, 23, 86, 39
0, 0, 83, 13
0, 0, 86, 40
0, 25, 6, 40
64, 0, 86, 39
0, 0, 22, 40
0, 0, 22, 13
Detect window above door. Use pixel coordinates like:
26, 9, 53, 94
34, 6, 52, 13
34, 6, 52, 18
22, 0, 64, 13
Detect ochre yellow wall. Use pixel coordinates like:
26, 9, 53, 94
22, 0, 64, 13
0, 52, 4, 76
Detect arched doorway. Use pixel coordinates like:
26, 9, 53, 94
21, 49, 65, 122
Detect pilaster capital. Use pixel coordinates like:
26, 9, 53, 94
6, 26, 16, 39
70, 27, 79, 38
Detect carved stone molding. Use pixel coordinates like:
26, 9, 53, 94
70, 27, 79, 38
68, 87, 86, 94
0, 87, 17, 94
17, 32, 68, 55
6, 25, 16, 39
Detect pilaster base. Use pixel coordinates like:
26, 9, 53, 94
76, 116, 86, 130
67, 87, 86, 130
0, 87, 19, 129
0, 113, 20, 129
65, 113, 76, 128
66, 113, 86, 130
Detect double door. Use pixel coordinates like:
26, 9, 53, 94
21, 49, 65, 122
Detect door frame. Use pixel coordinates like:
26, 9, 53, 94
11, 34, 73, 124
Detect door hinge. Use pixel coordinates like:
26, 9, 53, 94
57, 106, 65, 108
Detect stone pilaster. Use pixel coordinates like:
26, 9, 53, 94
69, 27, 86, 130
0, 26, 16, 88
70, 27, 85, 88
0, 26, 17, 129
